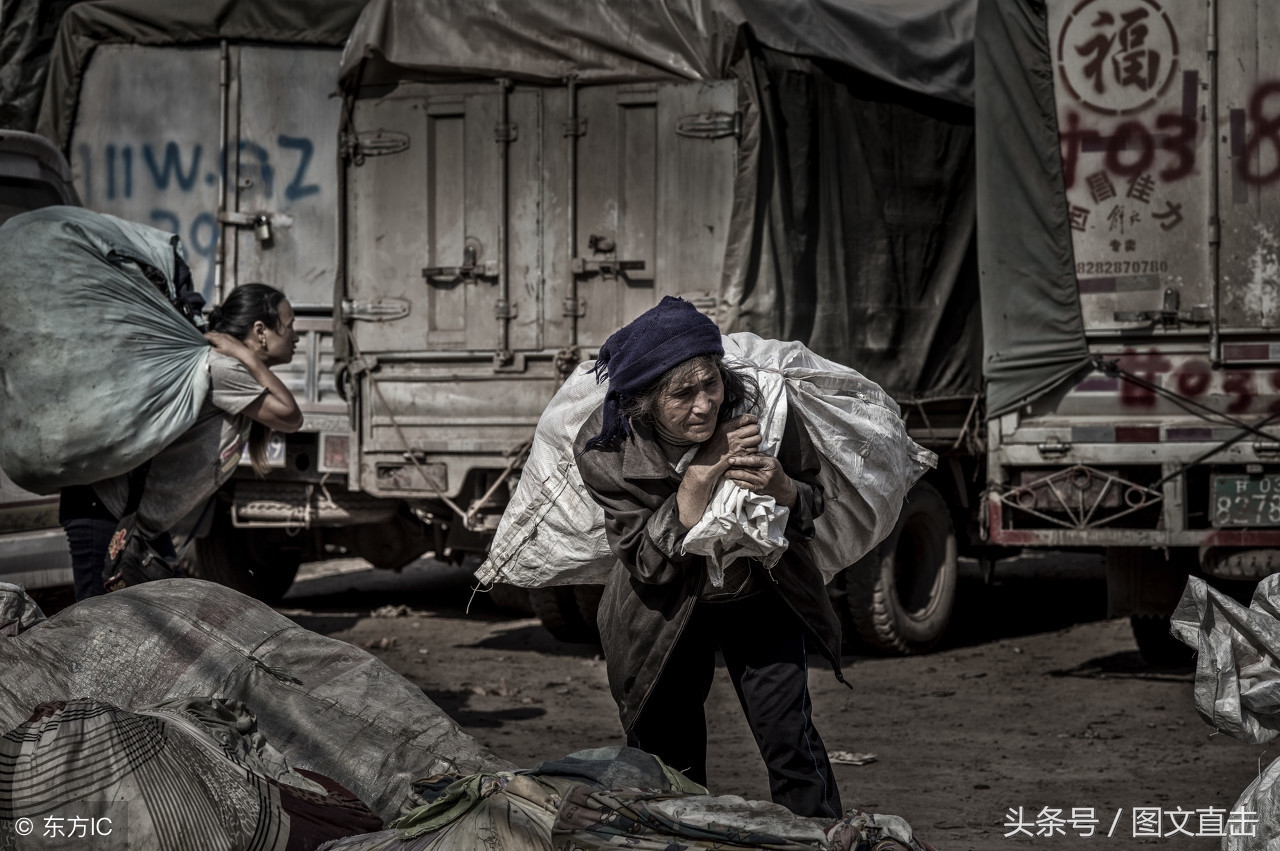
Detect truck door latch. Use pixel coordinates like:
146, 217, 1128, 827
423, 243, 498, 284
572, 234, 645, 279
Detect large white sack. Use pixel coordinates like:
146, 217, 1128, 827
1170, 574, 1280, 850
0, 206, 209, 494
1170, 574, 1280, 745
476, 332, 936, 589
681, 363, 790, 585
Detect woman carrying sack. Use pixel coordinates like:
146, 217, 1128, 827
573, 296, 847, 819
59, 283, 303, 601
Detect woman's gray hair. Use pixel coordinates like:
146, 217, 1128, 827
622, 354, 759, 429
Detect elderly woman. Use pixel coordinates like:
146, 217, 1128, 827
574, 296, 847, 818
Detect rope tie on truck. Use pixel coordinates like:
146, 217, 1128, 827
1093, 355, 1280, 489
341, 325, 532, 531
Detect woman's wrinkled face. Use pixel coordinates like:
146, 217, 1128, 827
654, 360, 724, 443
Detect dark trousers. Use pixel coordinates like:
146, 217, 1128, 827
628, 590, 842, 819
60, 486, 175, 602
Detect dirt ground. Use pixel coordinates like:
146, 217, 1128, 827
274, 552, 1265, 851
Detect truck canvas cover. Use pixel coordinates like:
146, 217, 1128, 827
339, 0, 985, 414
338, 0, 976, 103
34, 0, 368, 152
975, 0, 1091, 417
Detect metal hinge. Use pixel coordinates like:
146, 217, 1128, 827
562, 296, 586, 318
1036, 437, 1071, 457
571, 233, 645, 278
341, 130, 410, 165
494, 299, 519, 319
494, 123, 519, 143
1114, 288, 1211, 326
571, 258, 645, 278
562, 117, 587, 137
676, 111, 741, 140
341, 297, 410, 322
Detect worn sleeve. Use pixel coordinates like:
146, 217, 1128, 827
207, 352, 268, 416
576, 454, 693, 586
777, 408, 825, 542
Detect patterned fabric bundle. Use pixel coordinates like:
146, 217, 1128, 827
0, 697, 382, 850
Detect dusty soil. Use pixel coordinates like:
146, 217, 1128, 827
277, 553, 1265, 851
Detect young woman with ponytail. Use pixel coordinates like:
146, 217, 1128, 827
59, 283, 303, 600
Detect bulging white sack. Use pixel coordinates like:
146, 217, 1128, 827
476, 333, 936, 590
681, 362, 790, 586
1170, 574, 1280, 851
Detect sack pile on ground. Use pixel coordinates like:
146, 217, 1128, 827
1172, 574, 1280, 851
0, 581, 935, 850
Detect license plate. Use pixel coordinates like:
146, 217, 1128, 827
1212, 474, 1280, 527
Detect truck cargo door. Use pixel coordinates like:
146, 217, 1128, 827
1048, 0, 1213, 335
71, 44, 341, 310
1217, 3, 1280, 339
72, 44, 221, 297
347, 86, 543, 356
230, 47, 342, 314
569, 81, 738, 348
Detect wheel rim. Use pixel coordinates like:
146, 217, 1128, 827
894, 513, 945, 622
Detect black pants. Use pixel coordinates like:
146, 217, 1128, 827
628, 590, 842, 819
59, 486, 175, 602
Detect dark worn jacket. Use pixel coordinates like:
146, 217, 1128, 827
574, 405, 845, 731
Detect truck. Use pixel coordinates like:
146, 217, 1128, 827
28, 0, 394, 601
25, 0, 981, 651
22, 0, 1278, 665
978, 0, 1280, 664
334, 0, 1280, 662
332, 0, 980, 651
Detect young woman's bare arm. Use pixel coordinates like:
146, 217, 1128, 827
204, 332, 304, 433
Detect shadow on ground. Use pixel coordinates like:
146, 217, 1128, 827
941, 552, 1109, 650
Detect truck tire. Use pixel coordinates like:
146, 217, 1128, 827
1104, 547, 1193, 667
183, 503, 301, 604
486, 583, 534, 616
1129, 614, 1194, 668
574, 584, 605, 643
843, 480, 957, 655
530, 586, 598, 644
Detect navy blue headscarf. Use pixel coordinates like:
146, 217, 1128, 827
583, 296, 724, 450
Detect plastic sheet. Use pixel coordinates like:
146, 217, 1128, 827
0, 580, 513, 823
1171, 575, 1280, 850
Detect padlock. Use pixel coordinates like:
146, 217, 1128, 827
254, 214, 272, 243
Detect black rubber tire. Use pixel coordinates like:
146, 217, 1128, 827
1130, 614, 1194, 668
573, 584, 605, 643
183, 502, 301, 604
486, 583, 534, 616
843, 480, 958, 655
529, 586, 597, 643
